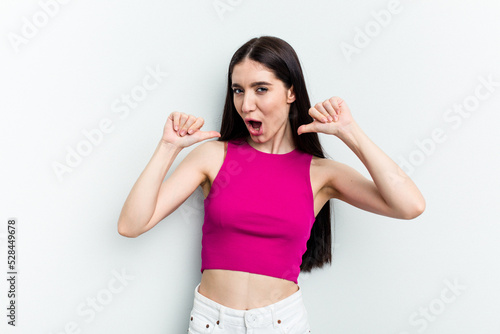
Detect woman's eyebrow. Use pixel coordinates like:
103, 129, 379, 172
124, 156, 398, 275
231, 81, 273, 88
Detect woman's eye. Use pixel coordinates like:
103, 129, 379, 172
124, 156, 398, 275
233, 88, 243, 94
257, 87, 268, 93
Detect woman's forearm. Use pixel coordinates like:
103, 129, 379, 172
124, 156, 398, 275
337, 122, 425, 218
117, 140, 182, 237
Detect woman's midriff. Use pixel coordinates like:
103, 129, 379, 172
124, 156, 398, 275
199, 269, 299, 310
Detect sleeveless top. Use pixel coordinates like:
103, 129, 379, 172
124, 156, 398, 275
201, 138, 315, 284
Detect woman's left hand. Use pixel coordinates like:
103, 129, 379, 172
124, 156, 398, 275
297, 96, 355, 137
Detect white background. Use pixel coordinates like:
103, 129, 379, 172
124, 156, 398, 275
1, 0, 499, 333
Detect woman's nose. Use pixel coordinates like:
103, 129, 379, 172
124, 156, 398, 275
241, 93, 256, 113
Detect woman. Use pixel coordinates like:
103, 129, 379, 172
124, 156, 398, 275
117, 36, 425, 333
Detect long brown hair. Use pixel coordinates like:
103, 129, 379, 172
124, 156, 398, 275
218, 36, 334, 272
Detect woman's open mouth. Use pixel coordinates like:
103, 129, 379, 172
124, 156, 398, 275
246, 119, 263, 136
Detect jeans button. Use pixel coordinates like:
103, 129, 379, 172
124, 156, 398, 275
246, 312, 257, 323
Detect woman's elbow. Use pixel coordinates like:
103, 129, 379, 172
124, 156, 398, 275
117, 220, 141, 238
402, 198, 426, 220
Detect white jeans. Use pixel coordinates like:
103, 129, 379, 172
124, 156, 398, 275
188, 283, 312, 334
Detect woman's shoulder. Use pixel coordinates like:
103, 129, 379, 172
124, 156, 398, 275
190, 140, 230, 168
192, 140, 228, 192
192, 139, 226, 157
311, 155, 330, 166
311, 155, 359, 187
197, 139, 226, 149
310, 155, 344, 173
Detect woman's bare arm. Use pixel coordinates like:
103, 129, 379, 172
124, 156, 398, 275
299, 97, 425, 219
117, 112, 220, 237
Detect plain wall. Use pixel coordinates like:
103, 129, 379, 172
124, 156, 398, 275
1, 0, 499, 333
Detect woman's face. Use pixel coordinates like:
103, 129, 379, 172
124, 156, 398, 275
231, 58, 295, 143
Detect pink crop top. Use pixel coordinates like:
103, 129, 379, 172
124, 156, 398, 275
201, 138, 315, 284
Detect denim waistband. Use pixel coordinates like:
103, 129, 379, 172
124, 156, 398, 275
191, 283, 306, 329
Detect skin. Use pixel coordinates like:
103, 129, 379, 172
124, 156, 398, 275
231, 58, 296, 153
117, 58, 426, 310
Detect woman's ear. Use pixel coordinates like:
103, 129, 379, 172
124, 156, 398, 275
287, 85, 296, 103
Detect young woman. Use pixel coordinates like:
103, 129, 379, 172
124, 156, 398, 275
117, 36, 425, 333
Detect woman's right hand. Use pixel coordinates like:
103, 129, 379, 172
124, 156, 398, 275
161, 111, 221, 148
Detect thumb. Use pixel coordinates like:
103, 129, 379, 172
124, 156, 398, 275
195, 130, 221, 142
297, 122, 316, 135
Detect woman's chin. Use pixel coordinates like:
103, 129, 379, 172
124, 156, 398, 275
248, 130, 268, 142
